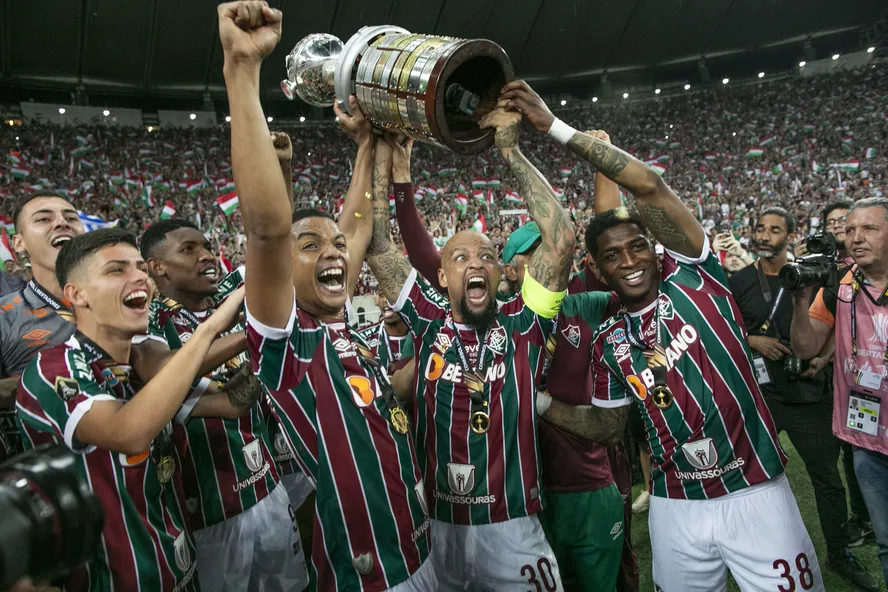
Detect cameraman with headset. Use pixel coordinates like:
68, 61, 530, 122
792, 197, 888, 586
728, 206, 877, 590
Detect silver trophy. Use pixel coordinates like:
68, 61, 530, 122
281, 26, 513, 155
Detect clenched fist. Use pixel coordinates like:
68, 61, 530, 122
271, 131, 292, 164
479, 107, 522, 149
218, 1, 282, 66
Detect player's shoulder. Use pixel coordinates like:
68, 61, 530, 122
25, 341, 82, 385
0, 286, 30, 318
590, 313, 626, 347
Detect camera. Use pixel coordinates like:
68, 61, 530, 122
0, 445, 104, 589
444, 83, 481, 116
778, 232, 840, 290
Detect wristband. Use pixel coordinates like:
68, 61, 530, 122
547, 118, 577, 145
536, 391, 553, 416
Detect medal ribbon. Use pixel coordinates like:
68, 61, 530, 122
451, 322, 489, 406
74, 331, 136, 400
623, 301, 669, 389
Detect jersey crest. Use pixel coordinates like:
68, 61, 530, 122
447, 462, 476, 496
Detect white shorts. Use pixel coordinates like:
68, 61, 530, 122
649, 475, 824, 592
280, 471, 314, 511
431, 515, 563, 591
194, 484, 309, 591
387, 556, 438, 591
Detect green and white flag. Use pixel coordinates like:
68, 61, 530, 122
838, 161, 860, 172
746, 148, 764, 158
141, 186, 155, 207
865, 147, 876, 159
216, 191, 239, 215
160, 201, 177, 219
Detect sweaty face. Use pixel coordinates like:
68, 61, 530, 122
150, 228, 218, 297
290, 217, 349, 318
845, 207, 888, 271
594, 224, 658, 309
439, 230, 500, 327
753, 214, 789, 259
67, 243, 153, 335
12, 197, 84, 272
825, 208, 849, 245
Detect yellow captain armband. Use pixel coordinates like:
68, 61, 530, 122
521, 266, 567, 319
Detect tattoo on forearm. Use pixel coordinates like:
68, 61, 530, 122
225, 366, 261, 410
366, 155, 411, 301
566, 133, 630, 180
636, 203, 689, 251
372, 245, 411, 303
545, 401, 629, 445
501, 145, 574, 292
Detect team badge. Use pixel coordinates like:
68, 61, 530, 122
447, 463, 476, 495
561, 324, 581, 348
174, 532, 192, 572
242, 440, 263, 473
486, 326, 507, 355
681, 438, 718, 470
415, 480, 429, 516
657, 295, 675, 321
390, 407, 409, 435
433, 333, 452, 353
352, 553, 374, 575
274, 432, 290, 456
54, 377, 80, 401
606, 328, 626, 344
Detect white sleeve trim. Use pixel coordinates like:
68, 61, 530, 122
64, 394, 118, 453
665, 234, 711, 266
245, 291, 296, 340
391, 268, 418, 313
131, 334, 167, 346
175, 377, 211, 424
591, 397, 633, 409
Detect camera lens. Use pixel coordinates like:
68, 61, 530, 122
778, 261, 831, 290
0, 445, 104, 588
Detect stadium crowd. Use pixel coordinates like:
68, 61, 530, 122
1, 1, 887, 590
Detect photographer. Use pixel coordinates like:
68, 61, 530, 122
728, 207, 877, 590
791, 197, 888, 586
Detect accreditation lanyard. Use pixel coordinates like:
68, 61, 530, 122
755, 264, 784, 334
28, 280, 74, 322
849, 272, 888, 371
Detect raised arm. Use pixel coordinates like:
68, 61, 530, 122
333, 97, 376, 296
219, 1, 291, 329
500, 81, 705, 258
588, 130, 622, 213
367, 135, 413, 303
272, 131, 295, 205
480, 107, 575, 291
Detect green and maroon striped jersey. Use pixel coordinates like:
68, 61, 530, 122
356, 322, 409, 373
141, 267, 278, 530
16, 337, 198, 591
392, 269, 553, 525
246, 300, 431, 592
590, 242, 787, 500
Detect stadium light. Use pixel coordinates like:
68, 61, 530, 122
58, 108, 65, 114
622, 92, 629, 99
147, 126, 153, 132
560, 99, 566, 106
868, 47, 875, 53
799, 61, 806, 67
655, 88, 661, 95
225, 116, 231, 123
299, 116, 306, 122
267, 116, 274, 123
832, 54, 839, 60
189, 113, 196, 120
665, 135, 669, 139
722, 78, 729, 85
758, 72, 765, 78
103, 109, 110, 117
684, 84, 690, 90
669, 124, 673, 129
15, 136, 19, 141
732, 132, 736, 136
592, 97, 598, 103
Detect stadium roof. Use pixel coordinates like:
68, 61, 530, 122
0, 0, 884, 112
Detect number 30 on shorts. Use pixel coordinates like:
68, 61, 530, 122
521, 558, 557, 591
773, 553, 814, 591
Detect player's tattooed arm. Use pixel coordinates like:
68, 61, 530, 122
542, 400, 630, 446
367, 137, 412, 303
564, 132, 706, 258
222, 365, 262, 410
481, 109, 575, 292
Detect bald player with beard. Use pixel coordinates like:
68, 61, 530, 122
368, 106, 575, 589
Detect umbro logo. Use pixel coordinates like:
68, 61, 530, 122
332, 337, 356, 359
23, 328, 52, 348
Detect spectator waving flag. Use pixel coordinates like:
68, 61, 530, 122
160, 201, 177, 220
838, 161, 860, 172
454, 194, 468, 214
746, 148, 764, 158
10, 166, 30, 179
216, 191, 239, 216
0, 228, 16, 263
140, 186, 155, 207
865, 147, 876, 159
0, 215, 14, 235
473, 214, 487, 234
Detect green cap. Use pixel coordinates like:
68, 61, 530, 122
502, 222, 541, 264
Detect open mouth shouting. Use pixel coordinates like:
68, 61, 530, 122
317, 266, 346, 296
123, 288, 150, 313
465, 273, 489, 308
50, 235, 73, 250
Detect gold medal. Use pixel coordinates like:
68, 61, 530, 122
470, 410, 490, 435
156, 455, 175, 484
390, 407, 409, 435
651, 386, 674, 410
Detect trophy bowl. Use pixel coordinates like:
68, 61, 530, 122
282, 26, 514, 156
